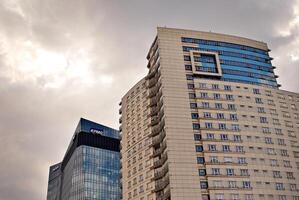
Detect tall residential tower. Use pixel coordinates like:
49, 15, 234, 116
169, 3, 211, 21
120, 27, 299, 200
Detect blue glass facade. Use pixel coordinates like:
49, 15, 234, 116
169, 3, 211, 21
47, 118, 120, 200
182, 37, 278, 88
65, 146, 119, 200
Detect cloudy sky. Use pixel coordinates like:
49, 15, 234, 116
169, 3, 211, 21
1, 0, 299, 199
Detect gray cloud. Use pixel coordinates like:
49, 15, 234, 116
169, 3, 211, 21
0, 0, 299, 199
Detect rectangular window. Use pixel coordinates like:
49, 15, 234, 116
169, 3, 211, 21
215, 103, 223, 109
194, 134, 201, 141
226, 168, 234, 176
224, 85, 231, 91
258, 107, 265, 113
253, 88, 260, 94
255, 98, 263, 104
190, 103, 197, 109
216, 113, 224, 119
193, 123, 200, 130
243, 181, 251, 188
224, 157, 233, 163
228, 181, 237, 188
276, 183, 284, 190
214, 93, 221, 99
233, 135, 242, 141
226, 94, 234, 100
208, 144, 217, 151
191, 113, 199, 119
228, 104, 236, 110
212, 84, 219, 90
189, 93, 196, 99
222, 145, 230, 152
230, 114, 238, 120
260, 117, 268, 123
200, 181, 208, 189
203, 112, 212, 118
187, 84, 194, 89
205, 122, 213, 129
210, 156, 218, 163
220, 134, 228, 140
200, 92, 208, 98
219, 123, 226, 129
197, 157, 205, 164
212, 168, 221, 175
198, 169, 206, 176
195, 145, 203, 152
199, 83, 207, 88
202, 102, 210, 108
236, 146, 244, 152
207, 133, 215, 140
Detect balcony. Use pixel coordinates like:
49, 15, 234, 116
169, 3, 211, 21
151, 130, 166, 147
154, 175, 170, 192
153, 163, 169, 180
153, 154, 168, 169
153, 142, 167, 157
156, 186, 170, 200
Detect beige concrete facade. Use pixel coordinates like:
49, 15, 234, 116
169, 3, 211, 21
120, 27, 299, 200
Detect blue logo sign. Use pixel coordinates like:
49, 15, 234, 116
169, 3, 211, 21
90, 128, 104, 135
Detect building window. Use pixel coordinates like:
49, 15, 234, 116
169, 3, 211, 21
195, 145, 203, 152
191, 113, 199, 119
208, 144, 217, 151
238, 157, 247, 164
244, 194, 254, 200
222, 145, 231, 152
198, 169, 206, 176
236, 146, 244, 152
231, 124, 240, 131
224, 85, 231, 91
190, 103, 197, 109
230, 114, 238, 120
207, 133, 215, 140
193, 123, 200, 130
187, 84, 194, 89
276, 183, 285, 190
226, 168, 234, 176
200, 181, 208, 189
214, 93, 221, 99
200, 92, 208, 98
215, 194, 224, 200
243, 181, 251, 189
217, 113, 225, 119
219, 123, 226, 129
210, 156, 218, 163
220, 134, 228, 140
253, 88, 260, 94
203, 112, 212, 118
260, 117, 268, 123
233, 135, 242, 141
229, 181, 237, 188
185, 65, 192, 71
240, 169, 249, 176
205, 122, 213, 129
189, 93, 196, 99
194, 134, 201, 141
215, 103, 223, 109
199, 83, 207, 88
255, 98, 263, 104
265, 137, 273, 144
212, 84, 219, 90
228, 104, 236, 110
197, 157, 205, 164
202, 102, 210, 108
212, 168, 221, 175
226, 94, 234, 100
258, 107, 265, 113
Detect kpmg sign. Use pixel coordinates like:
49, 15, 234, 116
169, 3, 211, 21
90, 128, 104, 135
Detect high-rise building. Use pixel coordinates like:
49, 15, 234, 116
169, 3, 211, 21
120, 27, 299, 200
47, 118, 120, 200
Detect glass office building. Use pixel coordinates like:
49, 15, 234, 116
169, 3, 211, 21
47, 118, 120, 200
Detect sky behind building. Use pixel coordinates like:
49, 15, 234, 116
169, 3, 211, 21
0, 0, 299, 199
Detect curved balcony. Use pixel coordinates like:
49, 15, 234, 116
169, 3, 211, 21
153, 163, 169, 181
153, 141, 167, 157
157, 187, 170, 200
153, 153, 168, 169
151, 130, 166, 147
154, 175, 170, 192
